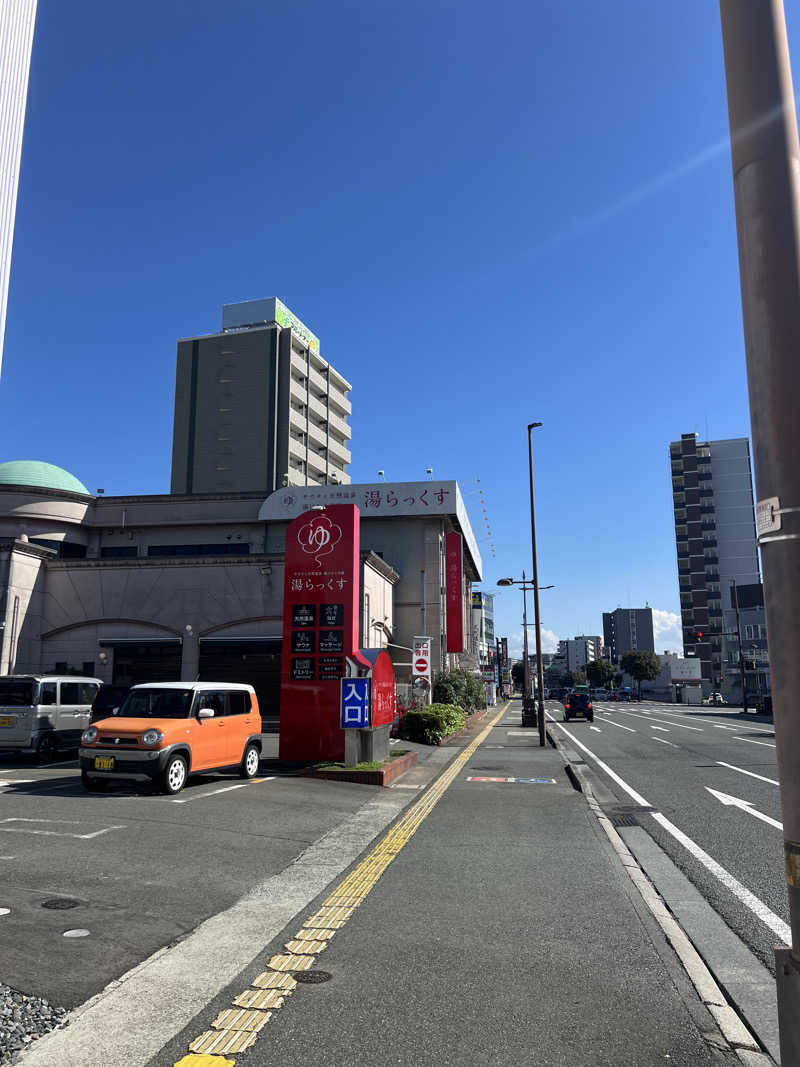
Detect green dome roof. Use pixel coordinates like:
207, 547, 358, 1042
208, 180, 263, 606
0, 461, 90, 495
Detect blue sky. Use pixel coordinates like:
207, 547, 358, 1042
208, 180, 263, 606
5, 0, 789, 657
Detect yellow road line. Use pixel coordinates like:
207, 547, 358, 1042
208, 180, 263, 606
175, 701, 510, 1066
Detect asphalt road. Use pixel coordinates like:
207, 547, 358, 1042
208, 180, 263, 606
548, 701, 786, 975
0, 735, 414, 1008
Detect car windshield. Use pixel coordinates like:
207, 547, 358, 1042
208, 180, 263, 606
0, 680, 36, 706
117, 688, 194, 719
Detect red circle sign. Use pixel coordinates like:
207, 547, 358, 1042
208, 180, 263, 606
415, 658, 428, 672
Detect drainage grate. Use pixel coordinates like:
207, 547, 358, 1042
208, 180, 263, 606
610, 814, 638, 827
294, 971, 332, 984
41, 898, 82, 910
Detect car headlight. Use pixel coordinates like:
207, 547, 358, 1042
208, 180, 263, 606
141, 729, 164, 747
81, 726, 98, 745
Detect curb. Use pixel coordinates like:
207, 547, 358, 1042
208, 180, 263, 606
546, 725, 774, 1066
301, 750, 418, 787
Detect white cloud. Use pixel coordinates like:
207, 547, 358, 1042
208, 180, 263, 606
507, 628, 559, 658
652, 609, 683, 652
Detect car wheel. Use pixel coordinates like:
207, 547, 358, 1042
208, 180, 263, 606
588, 714, 594, 722
162, 754, 188, 795
563, 712, 570, 722
240, 743, 260, 779
35, 733, 57, 763
81, 771, 105, 792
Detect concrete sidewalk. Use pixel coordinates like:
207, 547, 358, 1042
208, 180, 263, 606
148, 699, 767, 1067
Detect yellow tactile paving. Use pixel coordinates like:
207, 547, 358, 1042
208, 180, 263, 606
189, 1029, 258, 1054
211, 1008, 271, 1033
295, 927, 337, 940
173, 1056, 235, 1067
176, 702, 510, 1067
285, 939, 328, 954
251, 971, 298, 990
233, 988, 287, 1010
266, 953, 315, 972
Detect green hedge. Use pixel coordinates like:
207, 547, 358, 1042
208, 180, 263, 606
398, 702, 466, 745
432, 669, 486, 711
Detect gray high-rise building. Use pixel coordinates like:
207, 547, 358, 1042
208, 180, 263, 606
171, 298, 352, 495
602, 608, 654, 660
670, 434, 761, 693
0, 0, 37, 375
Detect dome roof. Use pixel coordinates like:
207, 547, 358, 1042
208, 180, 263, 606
0, 461, 90, 496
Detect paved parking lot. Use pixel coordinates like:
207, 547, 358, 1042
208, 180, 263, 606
0, 739, 392, 1007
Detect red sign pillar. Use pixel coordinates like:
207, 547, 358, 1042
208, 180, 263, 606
446, 531, 464, 653
279, 505, 369, 762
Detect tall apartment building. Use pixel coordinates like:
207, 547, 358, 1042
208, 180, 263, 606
558, 636, 601, 673
670, 434, 761, 692
0, 0, 38, 374
171, 298, 352, 495
602, 608, 654, 660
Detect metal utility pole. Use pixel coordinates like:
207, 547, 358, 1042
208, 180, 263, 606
730, 579, 748, 714
528, 422, 546, 746
719, 2, 800, 1057
521, 570, 531, 700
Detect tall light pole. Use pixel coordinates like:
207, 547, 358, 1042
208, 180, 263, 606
497, 576, 554, 729
521, 570, 531, 698
528, 422, 546, 745
719, 2, 800, 1056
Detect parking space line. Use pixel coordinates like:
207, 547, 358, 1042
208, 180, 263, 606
170, 778, 275, 804
0, 817, 126, 839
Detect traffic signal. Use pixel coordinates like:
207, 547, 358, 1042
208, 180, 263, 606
695, 630, 704, 641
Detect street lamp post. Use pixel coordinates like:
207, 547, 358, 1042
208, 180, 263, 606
528, 422, 546, 746
521, 570, 531, 699
497, 575, 554, 738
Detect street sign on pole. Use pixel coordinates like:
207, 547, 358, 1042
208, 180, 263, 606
412, 636, 432, 678
340, 678, 371, 729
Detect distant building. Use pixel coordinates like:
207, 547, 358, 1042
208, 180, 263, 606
669, 433, 764, 696
0, 0, 37, 374
640, 653, 703, 704
470, 591, 495, 662
558, 636, 601, 673
602, 608, 654, 660
171, 298, 352, 496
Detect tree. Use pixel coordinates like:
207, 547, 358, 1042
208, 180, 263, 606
614, 672, 624, 687
560, 670, 575, 688
511, 661, 525, 690
620, 650, 661, 699
573, 669, 587, 685
586, 660, 616, 689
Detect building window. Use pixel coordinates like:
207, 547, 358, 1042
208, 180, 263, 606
101, 546, 138, 559
147, 544, 250, 558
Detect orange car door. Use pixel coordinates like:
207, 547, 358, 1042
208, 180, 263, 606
227, 690, 252, 764
189, 690, 226, 770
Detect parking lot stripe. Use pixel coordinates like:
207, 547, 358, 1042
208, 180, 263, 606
169, 778, 274, 804
175, 701, 512, 1064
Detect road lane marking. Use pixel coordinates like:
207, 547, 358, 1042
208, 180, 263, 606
618, 710, 702, 731
705, 787, 782, 830
0, 817, 125, 839
169, 778, 275, 804
589, 726, 601, 732
547, 718, 650, 806
716, 761, 778, 786
650, 811, 791, 943
547, 717, 792, 945
653, 737, 677, 747
177, 702, 513, 1060
650, 725, 669, 732
734, 736, 776, 748
597, 716, 636, 732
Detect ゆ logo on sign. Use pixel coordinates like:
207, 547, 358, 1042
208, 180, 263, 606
297, 516, 343, 568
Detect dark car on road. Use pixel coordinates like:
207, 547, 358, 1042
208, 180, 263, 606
563, 692, 593, 722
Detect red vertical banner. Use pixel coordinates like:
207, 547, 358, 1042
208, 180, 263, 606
446, 531, 464, 653
279, 505, 369, 762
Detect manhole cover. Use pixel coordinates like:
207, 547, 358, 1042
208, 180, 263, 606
42, 898, 82, 910
294, 971, 332, 984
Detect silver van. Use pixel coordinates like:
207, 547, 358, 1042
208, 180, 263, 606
0, 675, 102, 761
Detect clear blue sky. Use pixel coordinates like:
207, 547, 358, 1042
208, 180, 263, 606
5, 1, 790, 657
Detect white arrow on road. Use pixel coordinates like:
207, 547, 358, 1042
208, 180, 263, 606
589, 725, 601, 732
705, 787, 783, 830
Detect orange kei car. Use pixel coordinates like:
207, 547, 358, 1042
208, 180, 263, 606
79, 682, 262, 795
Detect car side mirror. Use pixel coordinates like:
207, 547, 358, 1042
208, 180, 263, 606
198, 707, 215, 720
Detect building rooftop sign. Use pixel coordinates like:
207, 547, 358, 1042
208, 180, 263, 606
221, 297, 320, 354
259, 480, 482, 580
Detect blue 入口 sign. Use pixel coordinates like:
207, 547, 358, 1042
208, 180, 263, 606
340, 677, 371, 729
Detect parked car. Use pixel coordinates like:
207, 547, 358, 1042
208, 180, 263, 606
89, 684, 131, 724
0, 675, 102, 761
79, 681, 263, 794
563, 692, 594, 722
593, 688, 609, 701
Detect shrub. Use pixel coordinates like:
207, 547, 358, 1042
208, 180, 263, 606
398, 702, 466, 745
432, 669, 486, 712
